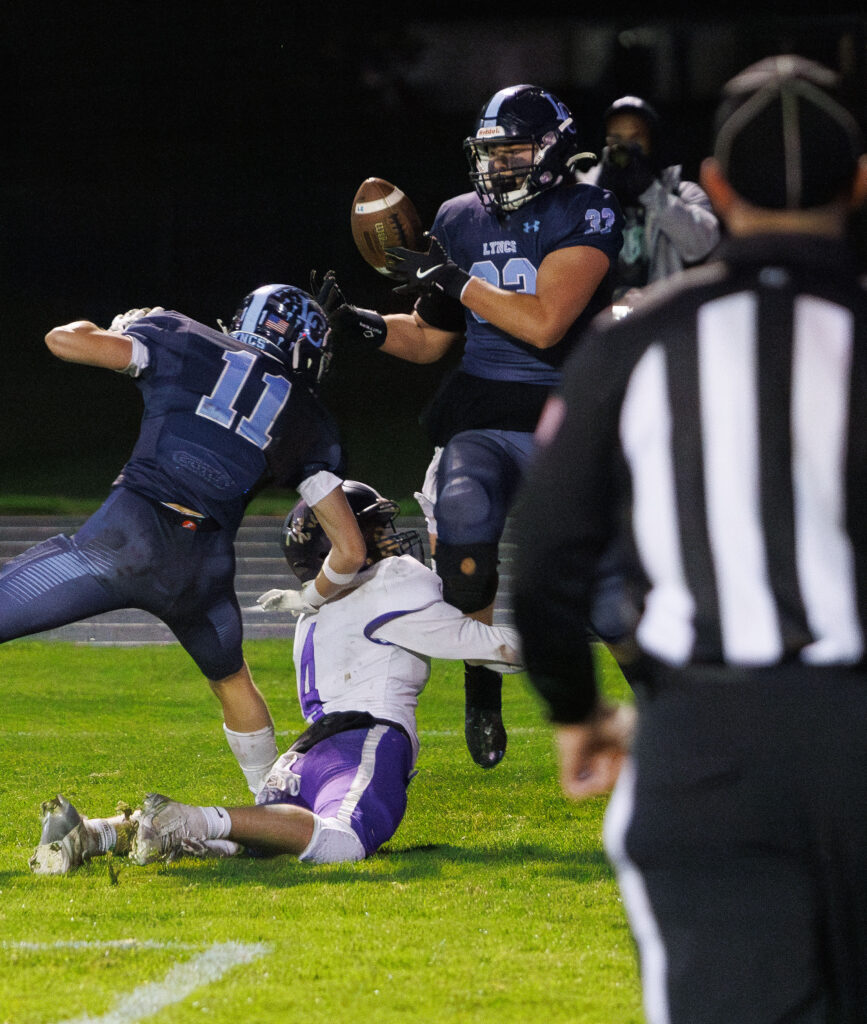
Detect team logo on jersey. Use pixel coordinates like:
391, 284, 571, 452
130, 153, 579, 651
523, 220, 540, 233
173, 450, 233, 491
482, 240, 517, 255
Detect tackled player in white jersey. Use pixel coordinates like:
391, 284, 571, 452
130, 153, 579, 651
31, 481, 523, 873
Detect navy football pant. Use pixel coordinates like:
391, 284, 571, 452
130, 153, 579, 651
434, 428, 534, 547
0, 486, 244, 680
605, 662, 867, 1024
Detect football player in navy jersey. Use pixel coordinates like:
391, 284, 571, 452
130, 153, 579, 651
0, 286, 367, 794
325, 84, 623, 768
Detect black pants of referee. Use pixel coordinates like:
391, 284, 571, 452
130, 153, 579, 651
604, 661, 867, 1024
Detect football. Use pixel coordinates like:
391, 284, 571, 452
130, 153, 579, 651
351, 177, 424, 277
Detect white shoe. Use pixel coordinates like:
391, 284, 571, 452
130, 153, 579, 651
30, 794, 97, 875
130, 793, 208, 865
38, 794, 83, 844
30, 820, 91, 875
179, 837, 243, 859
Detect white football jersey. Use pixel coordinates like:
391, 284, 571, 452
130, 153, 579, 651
292, 555, 522, 762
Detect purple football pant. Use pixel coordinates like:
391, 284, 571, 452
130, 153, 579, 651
256, 724, 413, 856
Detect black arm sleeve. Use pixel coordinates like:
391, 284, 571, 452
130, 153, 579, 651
414, 291, 466, 333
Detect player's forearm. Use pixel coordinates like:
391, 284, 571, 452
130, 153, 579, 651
45, 321, 133, 370
443, 618, 524, 669
306, 533, 367, 604
460, 278, 566, 349
380, 313, 454, 364
376, 607, 523, 669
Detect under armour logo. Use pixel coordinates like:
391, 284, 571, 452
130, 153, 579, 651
523, 220, 540, 233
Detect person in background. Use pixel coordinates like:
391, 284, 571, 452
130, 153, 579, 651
513, 55, 867, 1024
2, 285, 367, 797
579, 94, 721, 663
30, 481, 523, 873
581, 94, 720, 304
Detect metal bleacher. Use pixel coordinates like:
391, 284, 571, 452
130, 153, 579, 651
0, 516, 516, 647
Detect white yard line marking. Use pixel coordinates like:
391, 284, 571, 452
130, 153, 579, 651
4, 940, 201, 952
5, 940, 269, 1024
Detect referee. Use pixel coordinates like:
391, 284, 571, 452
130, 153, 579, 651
512, 55, 867, 1024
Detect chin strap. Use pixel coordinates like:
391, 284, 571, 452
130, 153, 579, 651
567, 151, 599, 173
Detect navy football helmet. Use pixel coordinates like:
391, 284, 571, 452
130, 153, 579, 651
281, 480, 426, 583
230, 284, 332, 387
464, 84, 589, 213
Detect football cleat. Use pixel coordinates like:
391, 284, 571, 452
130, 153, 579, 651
30, 794, 97, 875
130, 793, 208, 865
38, 794, 83, 844
30, 821, 93, 875
465, 707, 508, 769
179, 837, 243, 859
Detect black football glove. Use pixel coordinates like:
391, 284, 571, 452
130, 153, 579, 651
309, 269, 345, 317
385, 234, 470, 300
309, 269, 388, 352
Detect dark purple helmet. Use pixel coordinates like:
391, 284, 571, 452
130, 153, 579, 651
281, 480, 426, 583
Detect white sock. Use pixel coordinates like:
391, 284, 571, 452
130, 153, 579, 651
200, 805, 232, 840
223, 723, 279, 795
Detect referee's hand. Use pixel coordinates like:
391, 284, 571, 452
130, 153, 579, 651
554, 703, 636, 800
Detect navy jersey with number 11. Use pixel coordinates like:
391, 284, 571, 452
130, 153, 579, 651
119, 311, 343, 530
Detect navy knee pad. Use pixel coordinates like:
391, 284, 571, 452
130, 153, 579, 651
435, 433, 512, 547
435, 541, 499, 614
436, 475, 492, 543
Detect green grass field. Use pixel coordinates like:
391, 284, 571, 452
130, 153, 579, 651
1, 640, 641, 1024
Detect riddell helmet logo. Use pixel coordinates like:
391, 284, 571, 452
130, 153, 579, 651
477, 126, 505, 139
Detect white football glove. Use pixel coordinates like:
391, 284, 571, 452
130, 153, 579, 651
107, 307, 165, 333
256, 583, 325, 616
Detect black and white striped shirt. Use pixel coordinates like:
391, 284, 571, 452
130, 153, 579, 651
513, 234, 867, 721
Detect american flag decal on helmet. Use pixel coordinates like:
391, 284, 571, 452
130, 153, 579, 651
264, 314, 289, 334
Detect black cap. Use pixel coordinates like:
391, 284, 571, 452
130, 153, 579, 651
713, 54, 864, 210
603, 95, 661, 132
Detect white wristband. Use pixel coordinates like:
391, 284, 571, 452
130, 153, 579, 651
321, 551, 358, 587
301, 579, 327, 609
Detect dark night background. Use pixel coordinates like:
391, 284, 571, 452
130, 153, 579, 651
2, 4, 866, 505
